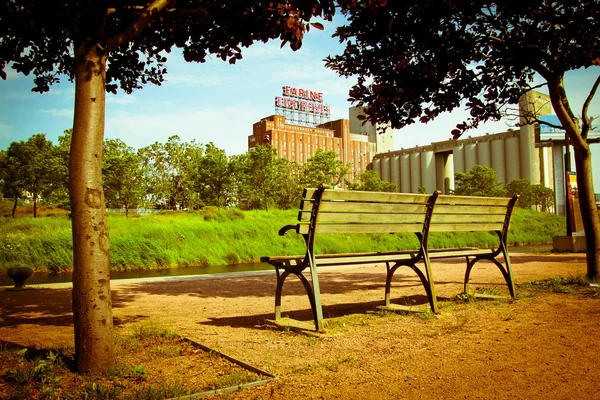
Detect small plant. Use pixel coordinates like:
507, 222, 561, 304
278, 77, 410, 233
475, 287, 503, 296
455, 292, 476, 303
419, 310, 437, 320
497, 307, 515, 321
124, 365, 149, 381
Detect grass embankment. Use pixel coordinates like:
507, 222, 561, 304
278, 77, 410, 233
0, 205, 565, 273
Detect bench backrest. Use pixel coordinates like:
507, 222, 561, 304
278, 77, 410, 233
430, 194, 517, 233
295, 186, 518, 237
297, 187, 434, 235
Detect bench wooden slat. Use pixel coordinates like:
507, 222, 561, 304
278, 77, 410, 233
322, 202, 429, 213
298, 201, 427, 222
298, 223, 425, 234
316, 213, 428, 223
429, 222, 504, 232
433, 204, 508, 215
436, 195, 511, 206
431, 214, 506, 223
428, 248, 494, 258
321, 190, 431, 204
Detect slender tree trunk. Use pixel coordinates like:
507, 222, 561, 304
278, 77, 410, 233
548, 76, 600, 281
70, 39, 115, 373
11, 192, 17, 218
33, 191, 37, 218
574, 148, 600, 281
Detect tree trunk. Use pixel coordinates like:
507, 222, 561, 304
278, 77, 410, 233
11, 192, 17, 218
548, 76, 600, 281
573, 148, 600, 281
33, 191, 38, 218
70, 39, 115, 373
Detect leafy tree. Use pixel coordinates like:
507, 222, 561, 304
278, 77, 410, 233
239, 145, 285, 212
102, 139, 145, 216
506, 178, 555, 212
195, 143, 234, 208
0, 135, 63, 217
302, 149, 350, 188
531, 184, 555, 213
0, 0, 335, 372
0, 147, 24, 217
505, 179, 534, 208
139, 136, 202, 210
44, 130, 72, 209
347, 169, 396, 192
326, 0, 600, 279
453, 165, 506, 197
275, 160, 303, 209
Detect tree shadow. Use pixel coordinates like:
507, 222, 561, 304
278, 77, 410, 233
0, 288, 73, 328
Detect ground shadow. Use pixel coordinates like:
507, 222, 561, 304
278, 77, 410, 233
197, 294, 453, 331
0, 288, 73, 328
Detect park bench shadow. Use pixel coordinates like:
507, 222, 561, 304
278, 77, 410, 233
197, 294, 446, 330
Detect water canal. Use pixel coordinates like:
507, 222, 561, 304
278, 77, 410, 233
0, 244, 553, 287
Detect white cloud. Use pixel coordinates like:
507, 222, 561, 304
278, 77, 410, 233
164, 73, 228, 87
0, 123, 14, 141
41, 108, 73, 118
105, 103, 263, 155
106, 94, 137, 105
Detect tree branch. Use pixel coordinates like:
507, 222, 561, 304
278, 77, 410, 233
581, 74, 600, 139
105, 0, 173, 51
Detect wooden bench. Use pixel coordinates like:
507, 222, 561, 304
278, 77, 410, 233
261, 185, 519, 332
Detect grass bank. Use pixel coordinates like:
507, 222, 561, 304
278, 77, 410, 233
0, 206, 565, 273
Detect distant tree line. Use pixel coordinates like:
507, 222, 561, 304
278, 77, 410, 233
0, 131, 395, 217
1, 133, 554, 217
453, 165, 555, 212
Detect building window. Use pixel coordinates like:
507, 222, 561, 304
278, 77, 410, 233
292, 143, 295, 150
250, 137, 256, 143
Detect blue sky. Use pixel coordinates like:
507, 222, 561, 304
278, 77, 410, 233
0, 16, 598, 190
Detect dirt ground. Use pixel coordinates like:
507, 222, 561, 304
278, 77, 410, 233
1, 253, 599, 399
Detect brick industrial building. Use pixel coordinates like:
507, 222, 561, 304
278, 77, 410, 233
248, 85, 393, 183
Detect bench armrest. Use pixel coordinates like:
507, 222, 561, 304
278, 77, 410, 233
278, 224, 298, 236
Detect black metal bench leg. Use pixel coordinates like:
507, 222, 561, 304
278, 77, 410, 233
274, 268, 291, 320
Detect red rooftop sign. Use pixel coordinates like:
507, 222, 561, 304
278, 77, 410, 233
275, 85, 331, 116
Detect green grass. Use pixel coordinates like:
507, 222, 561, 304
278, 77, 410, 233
0, 205, 566, 273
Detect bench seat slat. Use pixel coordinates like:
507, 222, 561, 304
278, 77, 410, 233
428, 248, 494, 258
298, 223, 425, 234
429, 223, 503, 232
431, 214, 506, 223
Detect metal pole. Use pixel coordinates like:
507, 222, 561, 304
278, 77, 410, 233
564, 132, 572, 236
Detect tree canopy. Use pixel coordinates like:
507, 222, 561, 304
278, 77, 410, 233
0, 0, 337, 373
327, 0, 600, 280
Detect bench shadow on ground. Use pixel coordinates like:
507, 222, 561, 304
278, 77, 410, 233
197, 294, 453, 330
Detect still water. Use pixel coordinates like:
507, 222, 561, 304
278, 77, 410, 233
0, 244, 552, 287
0, 262, 273, 287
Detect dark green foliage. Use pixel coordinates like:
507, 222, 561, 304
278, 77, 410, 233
347, 170, 396, 192
505, 178, 555, 212
453, 165, 506, 197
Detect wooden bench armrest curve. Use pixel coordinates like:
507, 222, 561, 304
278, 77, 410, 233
278, 224, 299, 236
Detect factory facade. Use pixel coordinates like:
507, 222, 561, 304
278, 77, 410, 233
248, 85, 394, 182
